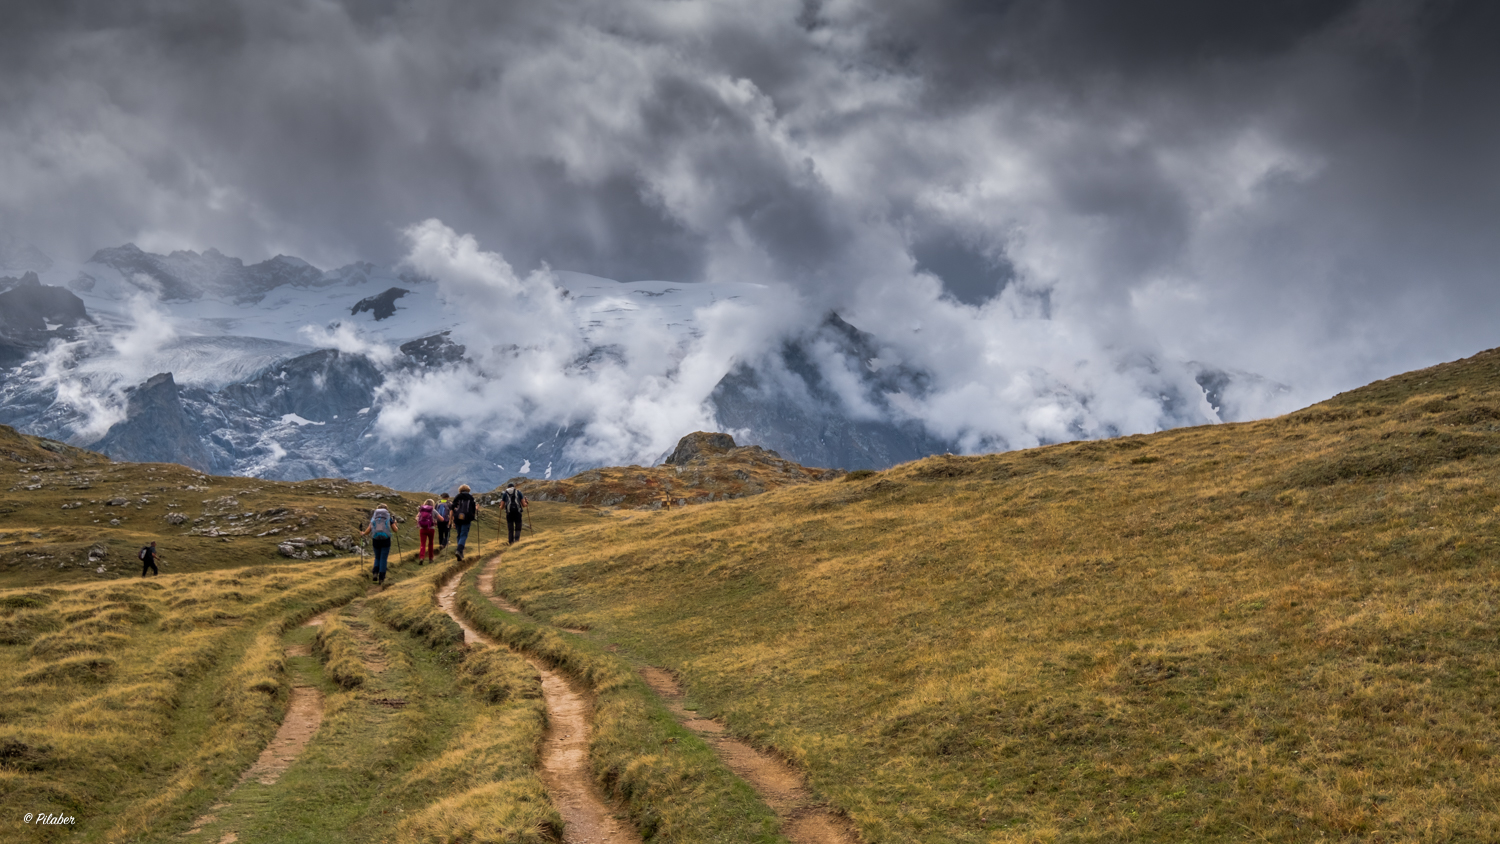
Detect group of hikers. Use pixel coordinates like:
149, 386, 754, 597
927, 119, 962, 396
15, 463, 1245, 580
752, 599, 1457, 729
138, 483, 529, 584
359, 482, 529, 584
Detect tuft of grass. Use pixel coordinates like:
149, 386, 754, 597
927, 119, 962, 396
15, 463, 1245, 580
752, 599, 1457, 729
366, 557, 468, 656
313, 613, 371, 690
457, 645, 540, 705
394, 778, 559, 844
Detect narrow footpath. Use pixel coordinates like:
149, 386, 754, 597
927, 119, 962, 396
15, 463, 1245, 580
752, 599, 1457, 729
436, 563, 642, 844
475, 557, 861, 844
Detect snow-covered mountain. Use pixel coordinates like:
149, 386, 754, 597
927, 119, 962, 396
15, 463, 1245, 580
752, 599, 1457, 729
0, 238, 1283, 491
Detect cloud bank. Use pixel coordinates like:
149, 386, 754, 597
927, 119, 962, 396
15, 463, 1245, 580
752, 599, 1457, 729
5, 0, 1500, 444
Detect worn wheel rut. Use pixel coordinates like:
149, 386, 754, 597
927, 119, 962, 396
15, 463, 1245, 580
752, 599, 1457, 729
182, 610, 336, 839
477, 558, 860, 844
436, 561, 641, 844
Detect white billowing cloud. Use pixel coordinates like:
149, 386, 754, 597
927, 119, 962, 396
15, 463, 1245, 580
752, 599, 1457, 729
298, 321, 397, 366
364, 220, 1240, 468
31, 294, 184, 442
108, 293, 179, 377
31, 331, 125, 442
371, 222, 803, 466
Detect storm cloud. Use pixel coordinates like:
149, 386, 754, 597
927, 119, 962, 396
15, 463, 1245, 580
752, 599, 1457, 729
4, 0, 1500, 429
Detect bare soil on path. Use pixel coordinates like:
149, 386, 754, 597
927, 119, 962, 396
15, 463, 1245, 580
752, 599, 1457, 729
477, 559, 860, 844
436, 562, 641, 844
639, 667, 859, 844
182, 610, 336, 839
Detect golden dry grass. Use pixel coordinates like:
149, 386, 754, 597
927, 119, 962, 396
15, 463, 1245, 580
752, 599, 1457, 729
455, 567, 785, 843
505, 431, 841, 510
0, 562, 366, 843
484, 347, 1500, 843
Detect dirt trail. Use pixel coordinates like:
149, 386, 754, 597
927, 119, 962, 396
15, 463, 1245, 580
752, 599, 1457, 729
477, 560, 860, 844
182, 611, 334, 839
241, 612, 333, 785
640, 668, 858, 844
436, 564, 641, 844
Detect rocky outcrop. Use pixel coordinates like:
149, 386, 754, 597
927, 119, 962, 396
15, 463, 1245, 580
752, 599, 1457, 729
350, 287, 409, 321
663, 431, 739, 465
89, 373, 214, 472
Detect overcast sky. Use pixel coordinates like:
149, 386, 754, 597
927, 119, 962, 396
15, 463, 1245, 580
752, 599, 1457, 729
4, 0, 1499, 414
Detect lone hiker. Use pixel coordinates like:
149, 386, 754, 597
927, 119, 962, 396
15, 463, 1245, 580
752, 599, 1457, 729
434, 492, 453, 554
451, 484, 478, 562
501, 483, 528, 544
416, 498, 437, 564
139, 541, 159, 577
361, 504, 398, 584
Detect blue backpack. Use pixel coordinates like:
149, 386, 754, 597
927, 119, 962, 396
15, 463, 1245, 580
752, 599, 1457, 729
435, 501, 450, 520
370, 509, 392, 540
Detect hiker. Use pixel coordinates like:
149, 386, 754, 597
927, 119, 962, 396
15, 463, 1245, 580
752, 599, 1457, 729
416, 498, 437, 564
434, 492, 453, 554
138, 541, 159, 577
501, 483, 528, 544
361, 504, 398, 584
451, 484, 478, 561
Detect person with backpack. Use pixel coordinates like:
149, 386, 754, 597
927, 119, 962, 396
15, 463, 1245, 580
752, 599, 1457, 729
500, 483, 528, 544
361, 504, 398, 584
416, 498, 437, 564
434, 492, 453, 554
139, 541, 159, 577
451, 484, 478, 562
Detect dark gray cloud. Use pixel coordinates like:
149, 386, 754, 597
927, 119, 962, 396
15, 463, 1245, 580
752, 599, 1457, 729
3, 0, 1499, 406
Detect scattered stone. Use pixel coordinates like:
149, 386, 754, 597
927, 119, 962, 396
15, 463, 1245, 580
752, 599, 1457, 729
164, 513, 188, 525
108, 519, 121, 526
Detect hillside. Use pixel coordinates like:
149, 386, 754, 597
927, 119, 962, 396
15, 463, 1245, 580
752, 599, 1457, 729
484, 347, 1500, 843
503, 431, 842, 509
0, 424, 488, 587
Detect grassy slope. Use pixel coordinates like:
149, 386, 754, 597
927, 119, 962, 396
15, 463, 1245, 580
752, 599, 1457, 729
0, 424, 472, 587
497, 432, 842, 510
486, 347, 1500, 843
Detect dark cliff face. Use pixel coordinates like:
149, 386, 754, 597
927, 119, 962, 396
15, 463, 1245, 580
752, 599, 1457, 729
0, 273, 92, 367
89, 373, 214, 472
217, 349, 383, 423
709, 312, 954, 471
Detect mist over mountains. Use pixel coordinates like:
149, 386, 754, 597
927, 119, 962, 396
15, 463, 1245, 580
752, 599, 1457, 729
0, 226, 1283, 489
